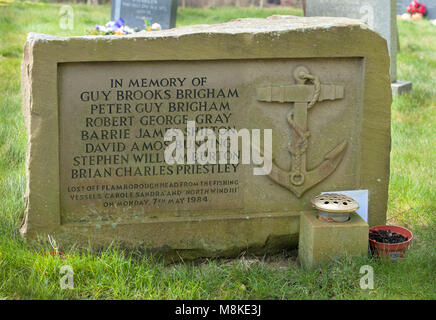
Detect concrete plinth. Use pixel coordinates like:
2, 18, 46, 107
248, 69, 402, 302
392, 81, 412, 95
298, 211, 369, 268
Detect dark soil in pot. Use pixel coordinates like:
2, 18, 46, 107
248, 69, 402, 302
369, 229, 408, 244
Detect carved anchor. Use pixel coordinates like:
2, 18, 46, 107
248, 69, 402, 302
256, 66, 348, 198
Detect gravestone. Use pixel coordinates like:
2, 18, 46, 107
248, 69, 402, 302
111, 0, 178, 30
20, 16, 391, 259
397, 0, 436, 19
305, 0, 412, 95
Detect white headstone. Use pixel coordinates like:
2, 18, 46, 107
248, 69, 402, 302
306, 0, 398, 82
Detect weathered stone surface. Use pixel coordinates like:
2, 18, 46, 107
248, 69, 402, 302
305, 0, 398, 82
20, 16, 391, 259
298, 212, 369, 267
111, 0, 178, 30
391, 80, 412, 96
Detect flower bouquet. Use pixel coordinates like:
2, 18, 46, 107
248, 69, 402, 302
399, 1, 427, 20
407, 0, 427, 16
143, 17, 162, 31
92, 18, 135, 35
92, 17, 162, 36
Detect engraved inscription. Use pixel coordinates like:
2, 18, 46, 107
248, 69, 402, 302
58, 59, 363, 224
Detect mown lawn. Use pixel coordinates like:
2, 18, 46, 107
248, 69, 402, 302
0, 1, 435, 299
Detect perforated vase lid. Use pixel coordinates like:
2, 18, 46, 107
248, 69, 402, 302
311, 193, 359, 213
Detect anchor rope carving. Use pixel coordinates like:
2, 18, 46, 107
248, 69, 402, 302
255, 66, 348, 198
287, 70, 321, 186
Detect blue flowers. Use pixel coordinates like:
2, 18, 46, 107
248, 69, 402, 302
92, 17, 162, 35
93, 18, 135, 35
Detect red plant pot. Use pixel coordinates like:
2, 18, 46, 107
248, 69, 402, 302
369, 225, 413, 261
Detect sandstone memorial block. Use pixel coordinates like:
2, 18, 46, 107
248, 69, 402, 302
20, 16, 391, 259
111, 0, 178, 30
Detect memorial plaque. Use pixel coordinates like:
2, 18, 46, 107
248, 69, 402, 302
20, 16, 391, 259
306, 0, 398, 82
59, 61, 245, 224
397, 0, 436, 19
111, 0, 178, 30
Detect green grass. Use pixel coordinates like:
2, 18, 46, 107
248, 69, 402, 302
0, 1, 435, 299
176, 5, 302, 25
